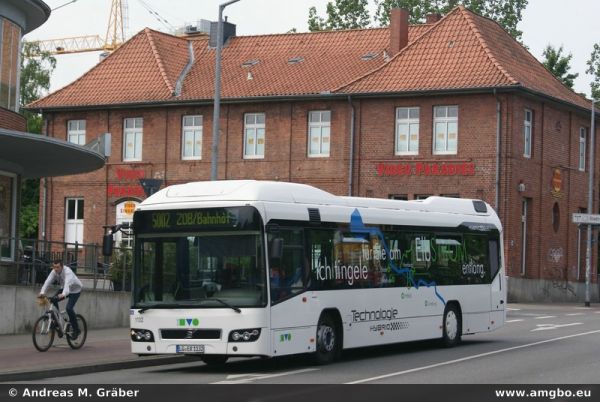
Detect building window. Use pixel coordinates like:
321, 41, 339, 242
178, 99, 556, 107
415, 194, 432, 200
524, 109, 532, 158
0, 18, 22, 112
433, 106, 458, 154
123, 118, 143, 161
67, 120, 86, 145
65, 198, 84, 246
115, 200, 138, 248
388, 194, 408, 200
182, 115, 203, 160
308, 111, 331, 157
440, 194, 460, 198
244, 113, 265, 158
395, 107, 419, 155
579, 127, 586, 172
0, 172, 17, 260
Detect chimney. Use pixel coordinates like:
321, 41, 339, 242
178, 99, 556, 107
426, 13, 442, 24
389, 8, 409, 57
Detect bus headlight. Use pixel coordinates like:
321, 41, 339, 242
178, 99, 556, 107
228, 328, 261, 342
131, 328, 155, 342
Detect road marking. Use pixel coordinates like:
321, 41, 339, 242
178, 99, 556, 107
531, 323, 583, 332
345, 329, 600, 384
506, 319, 524, 323
566, 313, 585, 316
212, 368, 319, 384
506, 308, 521, 311
534, 316, 556, 319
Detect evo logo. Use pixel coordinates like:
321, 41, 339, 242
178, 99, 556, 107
279, 333, 292, 342
178, 318, 199, 327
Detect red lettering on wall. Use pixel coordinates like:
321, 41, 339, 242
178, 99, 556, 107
107, 185, 145, 198
115, 168, 145, 181
375, 162, 475, 177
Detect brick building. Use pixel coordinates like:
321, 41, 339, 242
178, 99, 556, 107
29, 7, 599, 302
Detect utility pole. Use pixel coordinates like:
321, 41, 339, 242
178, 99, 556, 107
585, 98, 596, 307
211, 0, 241, 181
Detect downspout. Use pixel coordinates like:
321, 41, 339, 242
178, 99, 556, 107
173, 41, 195, 97
348, 96, 355, 196
494, 89, 501, 211
40, 114, 48, 241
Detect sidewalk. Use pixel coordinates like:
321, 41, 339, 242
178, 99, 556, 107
0, 327, 191, 382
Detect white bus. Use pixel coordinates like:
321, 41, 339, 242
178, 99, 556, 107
125, 180, 505, 365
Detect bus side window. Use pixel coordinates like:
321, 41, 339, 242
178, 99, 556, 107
269, 227, 306, 303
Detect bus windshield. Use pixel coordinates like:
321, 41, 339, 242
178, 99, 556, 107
132, 207, 266, 308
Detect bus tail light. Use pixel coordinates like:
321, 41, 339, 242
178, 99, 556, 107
228, 328, 261, 342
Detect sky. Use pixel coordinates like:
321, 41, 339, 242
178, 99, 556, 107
23, 0, 600, 98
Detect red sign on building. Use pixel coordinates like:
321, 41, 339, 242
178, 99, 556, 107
376, 162, 475, 177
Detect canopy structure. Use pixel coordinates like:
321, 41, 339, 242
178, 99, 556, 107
0, 129, 105, 178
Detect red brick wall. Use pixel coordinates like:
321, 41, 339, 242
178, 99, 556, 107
0, 107, 26, 131
41, 93, 598, 286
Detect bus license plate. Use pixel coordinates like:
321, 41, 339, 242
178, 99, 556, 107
176, 345, 204, 353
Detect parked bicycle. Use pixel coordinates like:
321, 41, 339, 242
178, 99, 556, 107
32, 295, 87, 352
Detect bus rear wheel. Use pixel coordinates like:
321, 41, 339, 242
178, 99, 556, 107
442, 303, 462, 347
314, 314, 339, 365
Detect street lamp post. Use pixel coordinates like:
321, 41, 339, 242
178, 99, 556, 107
211, 0, 241, 181
585, 98, 596, 307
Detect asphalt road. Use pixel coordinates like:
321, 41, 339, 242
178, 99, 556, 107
15, 303, 600, 384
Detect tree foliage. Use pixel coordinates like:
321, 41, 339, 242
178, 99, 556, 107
587, 43, 600, 101
542, 45, 578, 89
18, 41, 56, 239
369, 0, 525, 40
308, 0, 371, 31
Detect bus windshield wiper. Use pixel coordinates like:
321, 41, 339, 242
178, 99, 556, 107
137, 303, 186, 313
211, 298, 241, 313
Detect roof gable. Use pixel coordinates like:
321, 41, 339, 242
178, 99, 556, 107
336, 7, 516, 94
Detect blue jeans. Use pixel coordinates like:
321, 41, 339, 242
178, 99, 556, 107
53, 290, 81, 332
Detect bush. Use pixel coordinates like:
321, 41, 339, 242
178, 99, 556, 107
110, 248, 132, 291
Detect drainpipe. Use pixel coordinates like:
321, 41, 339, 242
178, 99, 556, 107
41, 115, 48, 240
494, 89, 501, 211
348, 96, 355, 196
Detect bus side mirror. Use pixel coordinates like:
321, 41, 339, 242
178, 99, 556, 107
270, 238, 283, 259
102, 233, 114, 256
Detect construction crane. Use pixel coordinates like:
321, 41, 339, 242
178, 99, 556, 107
28, 0, 128, 56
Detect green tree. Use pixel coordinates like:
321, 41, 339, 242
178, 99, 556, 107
542, 45, 578, 89
308, 0, 371, 31
587, 43, 600, 101
20, 41, 56, 133
374, 0, 528, 40
18, 41, 56, 238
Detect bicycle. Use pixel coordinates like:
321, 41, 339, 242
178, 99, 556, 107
32, 295, 87, 352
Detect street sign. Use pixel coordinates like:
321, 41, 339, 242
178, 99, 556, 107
572, 213, 600, 225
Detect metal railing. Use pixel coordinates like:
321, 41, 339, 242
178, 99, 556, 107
0, 236, 132, 292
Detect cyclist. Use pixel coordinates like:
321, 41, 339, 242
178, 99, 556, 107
39, 259, 83, 339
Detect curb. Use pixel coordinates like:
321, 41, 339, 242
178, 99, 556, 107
0, 356, 197, 382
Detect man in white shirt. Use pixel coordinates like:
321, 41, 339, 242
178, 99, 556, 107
39, 259, 83, 339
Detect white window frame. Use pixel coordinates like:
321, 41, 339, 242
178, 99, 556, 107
0, 171, 17, 261
579, 127, 586, 172
433, 106, 458, 155
308, 110, 331, 157
524, 109, 532, 158
123, 117, 143, 162
181, 115, 203, 160
243, 113, 265, 159
395, 107, 420, 155
65, 198, 84, 247
67, 120, 86, 145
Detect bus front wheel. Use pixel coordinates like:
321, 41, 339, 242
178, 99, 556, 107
314, 314, 339, 365
442, 303, 462, 347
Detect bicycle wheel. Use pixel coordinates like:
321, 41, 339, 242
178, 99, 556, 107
66, 315, 87, 349
32, 315, 55, 352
